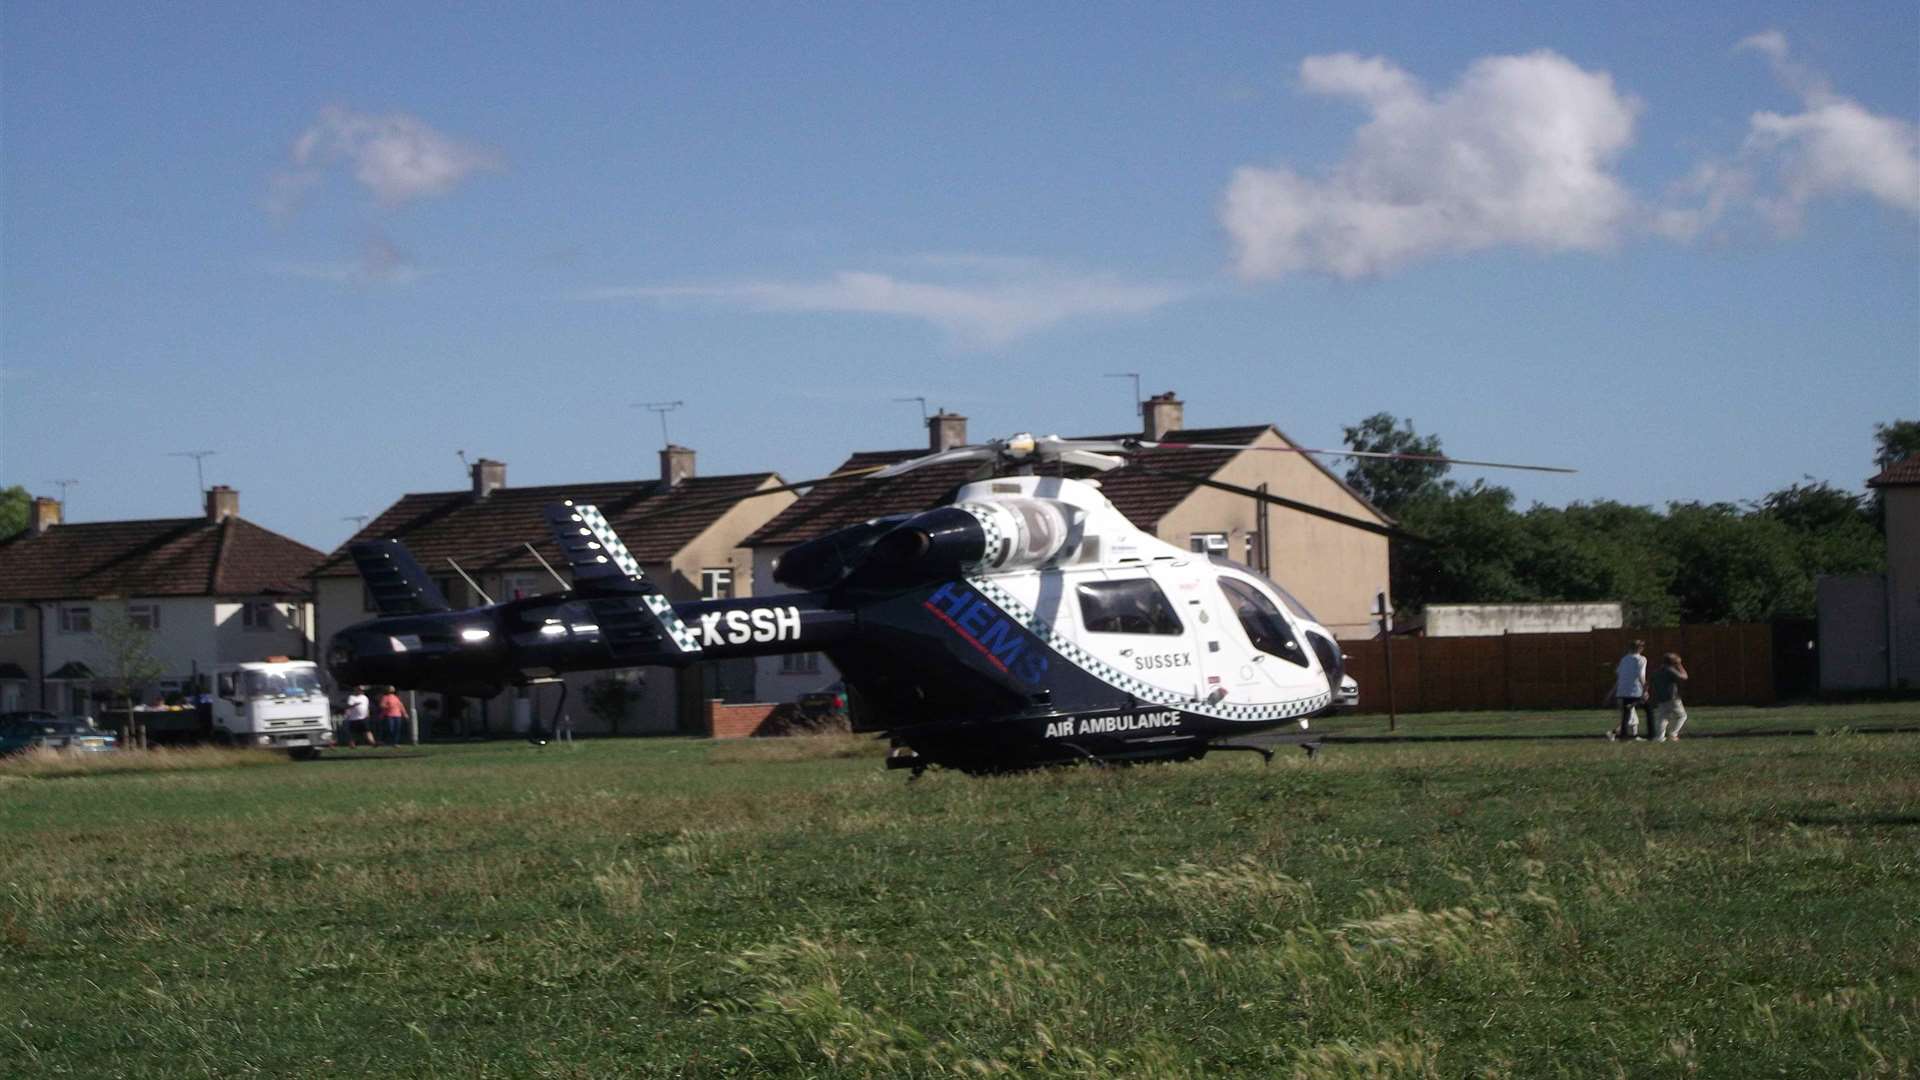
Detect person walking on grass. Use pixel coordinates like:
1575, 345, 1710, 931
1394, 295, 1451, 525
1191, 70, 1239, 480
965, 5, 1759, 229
1611, 639, 1649, 741
343, 685, 375, 748
376, 686, 409, 746
1652, 653, 1690, 742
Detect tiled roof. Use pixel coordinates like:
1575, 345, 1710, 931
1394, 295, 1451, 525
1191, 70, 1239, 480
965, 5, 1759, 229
0, 517, 324, 601
1868, 456, 1920, 488
744, 425, 1336, 547
312, 473, 785, 578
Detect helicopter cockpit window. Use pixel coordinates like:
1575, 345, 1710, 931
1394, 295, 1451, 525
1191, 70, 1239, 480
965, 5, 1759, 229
1077, 579, 1183, 635
1217, 578, 1311, 667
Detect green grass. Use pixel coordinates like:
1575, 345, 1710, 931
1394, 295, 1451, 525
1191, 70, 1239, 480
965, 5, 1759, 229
3, 702, 1917, 1078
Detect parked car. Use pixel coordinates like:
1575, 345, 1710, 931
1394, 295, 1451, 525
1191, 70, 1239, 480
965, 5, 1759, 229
796, 681, 849, 725
1336, 674, 1360, 710
0, 715, 119, 755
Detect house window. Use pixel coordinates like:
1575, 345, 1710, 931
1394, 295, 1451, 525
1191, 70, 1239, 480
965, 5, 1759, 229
241, 601, 276, 631
701, 568, 734, 600
59, 604, 92, 635
781, 652, 821, 675
128, 603, 161, 632
0, 605, 24, 635
1189, 532, 1229, 556
500, 574, 545, 601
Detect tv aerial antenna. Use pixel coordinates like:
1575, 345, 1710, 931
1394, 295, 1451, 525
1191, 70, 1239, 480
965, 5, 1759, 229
632, 401, 685, 448
168, 450, 217, 495
1103, 372, 1142, 419
893, 396, 929, 427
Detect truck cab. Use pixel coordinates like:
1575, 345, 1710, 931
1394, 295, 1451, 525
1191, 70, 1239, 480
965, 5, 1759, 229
210, 658, 334, 758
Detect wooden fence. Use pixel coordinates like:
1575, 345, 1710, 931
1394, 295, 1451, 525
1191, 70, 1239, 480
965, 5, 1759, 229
1340, 624, 1775, 714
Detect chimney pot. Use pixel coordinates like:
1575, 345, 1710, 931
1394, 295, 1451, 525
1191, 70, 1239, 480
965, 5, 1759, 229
1143, 391, 1184, 440
928, 410, 968, 451
29, 496, 61, 534
205, 485, 239, 523
660, 445, 695, 487
471, 459, 506, 500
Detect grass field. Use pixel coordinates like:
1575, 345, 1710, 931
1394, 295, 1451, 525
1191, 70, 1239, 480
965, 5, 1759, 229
3, 702, 1917, 1078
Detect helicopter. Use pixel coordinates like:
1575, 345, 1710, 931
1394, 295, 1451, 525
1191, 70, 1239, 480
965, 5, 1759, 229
327, 433, 1571, 774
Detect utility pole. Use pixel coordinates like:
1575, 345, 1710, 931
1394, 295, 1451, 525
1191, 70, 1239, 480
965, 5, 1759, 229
632, 401, 685, 448
168, 450, 217, 496
1375, 591, 1396, 732
1103, 373, 1142, 420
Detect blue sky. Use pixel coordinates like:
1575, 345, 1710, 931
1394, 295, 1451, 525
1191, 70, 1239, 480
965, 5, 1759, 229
3, 2, 1915, 552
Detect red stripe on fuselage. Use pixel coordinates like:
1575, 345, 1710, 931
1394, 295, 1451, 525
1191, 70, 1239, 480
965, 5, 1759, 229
922, 599, 1011, 672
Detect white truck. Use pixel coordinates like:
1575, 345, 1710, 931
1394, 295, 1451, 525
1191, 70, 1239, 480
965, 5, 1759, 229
207, 658, 335, 759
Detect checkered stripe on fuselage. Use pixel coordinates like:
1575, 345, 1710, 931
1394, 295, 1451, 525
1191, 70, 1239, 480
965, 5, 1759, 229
965, 575, 1330, 723
643, 594, 703, 654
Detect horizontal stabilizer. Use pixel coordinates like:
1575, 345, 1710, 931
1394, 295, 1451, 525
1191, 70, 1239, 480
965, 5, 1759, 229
349, 540, 452, 615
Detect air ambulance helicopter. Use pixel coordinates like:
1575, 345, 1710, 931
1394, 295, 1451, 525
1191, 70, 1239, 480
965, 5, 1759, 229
327, 433, 1570, 774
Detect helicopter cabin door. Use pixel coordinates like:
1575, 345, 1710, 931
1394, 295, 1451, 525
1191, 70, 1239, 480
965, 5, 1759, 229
1068, 571, 1201, 703
1211, 572, 1322, 701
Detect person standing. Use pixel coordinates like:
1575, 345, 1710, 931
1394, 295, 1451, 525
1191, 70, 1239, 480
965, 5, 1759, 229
1652, 654, 1690, 742
377, 687, 409, 747
343, 686, 374, 748
1612, 640, 1649, 741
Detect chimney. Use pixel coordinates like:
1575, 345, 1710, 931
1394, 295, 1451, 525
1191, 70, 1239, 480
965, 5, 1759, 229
660, 445, 695, 487
29, 496, 61, 534
928, 409, 968, 451
205, 485, 239, 523
1143, 391, 1184, 440
470, 458, 506, 500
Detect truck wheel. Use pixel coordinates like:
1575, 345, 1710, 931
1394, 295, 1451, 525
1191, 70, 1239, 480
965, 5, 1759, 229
288, 747, 321, 762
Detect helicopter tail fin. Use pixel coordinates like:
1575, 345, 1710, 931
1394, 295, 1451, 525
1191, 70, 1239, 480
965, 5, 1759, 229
544, 501, 651, 596
348, 539, 453, 615
544, 501, 705, 660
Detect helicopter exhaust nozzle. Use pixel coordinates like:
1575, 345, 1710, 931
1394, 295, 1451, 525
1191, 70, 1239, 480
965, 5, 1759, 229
869, 507, 985, 572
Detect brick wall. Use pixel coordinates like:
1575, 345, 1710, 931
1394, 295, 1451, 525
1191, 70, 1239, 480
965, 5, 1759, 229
706, 700, 804, 739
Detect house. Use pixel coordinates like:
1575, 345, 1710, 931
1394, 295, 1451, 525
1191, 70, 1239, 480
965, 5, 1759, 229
742, 392, 1394, 707
0, 488, 323, 715
310, 450, 796, 736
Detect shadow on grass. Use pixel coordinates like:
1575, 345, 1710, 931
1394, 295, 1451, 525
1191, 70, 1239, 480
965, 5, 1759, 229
1301, 726, 1920, 745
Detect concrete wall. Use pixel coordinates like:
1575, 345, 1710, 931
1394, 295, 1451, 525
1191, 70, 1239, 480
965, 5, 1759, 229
1159, 428, 1390, 639
1424, 603, 1624, 637
1817, 574, 1889, 692
1887, 487, 1920, 690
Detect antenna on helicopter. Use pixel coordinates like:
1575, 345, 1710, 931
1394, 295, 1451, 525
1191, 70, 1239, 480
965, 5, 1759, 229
633, 401, 685, 448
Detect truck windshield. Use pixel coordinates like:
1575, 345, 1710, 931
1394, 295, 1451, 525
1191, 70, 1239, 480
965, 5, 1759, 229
243, 669, 322, 698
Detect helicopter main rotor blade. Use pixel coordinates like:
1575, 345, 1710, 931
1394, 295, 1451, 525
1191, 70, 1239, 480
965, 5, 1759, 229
867, 447, 997, 479
1129, 440, 1576, 475
1128, 464, 1432, 545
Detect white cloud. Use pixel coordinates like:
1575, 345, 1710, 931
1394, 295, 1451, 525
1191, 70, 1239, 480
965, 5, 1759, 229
585, 262, 1187, 348
1222, 50, 1641, 279
269, 106, 501, 214
1735, 33, 1920, 224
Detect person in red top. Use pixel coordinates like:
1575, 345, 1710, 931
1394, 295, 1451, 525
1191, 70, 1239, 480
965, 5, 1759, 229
376, 688, 409, 746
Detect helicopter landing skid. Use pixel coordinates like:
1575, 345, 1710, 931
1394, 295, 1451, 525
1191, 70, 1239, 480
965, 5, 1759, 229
1207, 741, 1275, 765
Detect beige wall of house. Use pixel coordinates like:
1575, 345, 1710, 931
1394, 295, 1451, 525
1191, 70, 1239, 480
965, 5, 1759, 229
1158, 429, 1389, 639
0, 603, 41, 710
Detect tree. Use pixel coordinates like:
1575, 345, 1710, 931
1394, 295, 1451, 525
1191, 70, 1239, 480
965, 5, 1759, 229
1874, 419, 1920, 470
1341, 413, 1451, 516
0, 485, 29, 538
584, 673, 644, 735
95, 608, 165, 748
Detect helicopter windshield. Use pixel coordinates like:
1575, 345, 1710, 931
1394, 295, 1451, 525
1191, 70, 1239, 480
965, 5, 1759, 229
1217, 578, 1311, 667
1206, 555, 1320, 622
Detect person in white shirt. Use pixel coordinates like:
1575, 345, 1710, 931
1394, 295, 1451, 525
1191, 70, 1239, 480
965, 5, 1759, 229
342, 686, 373, 747
1611, 640, 1649, 741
